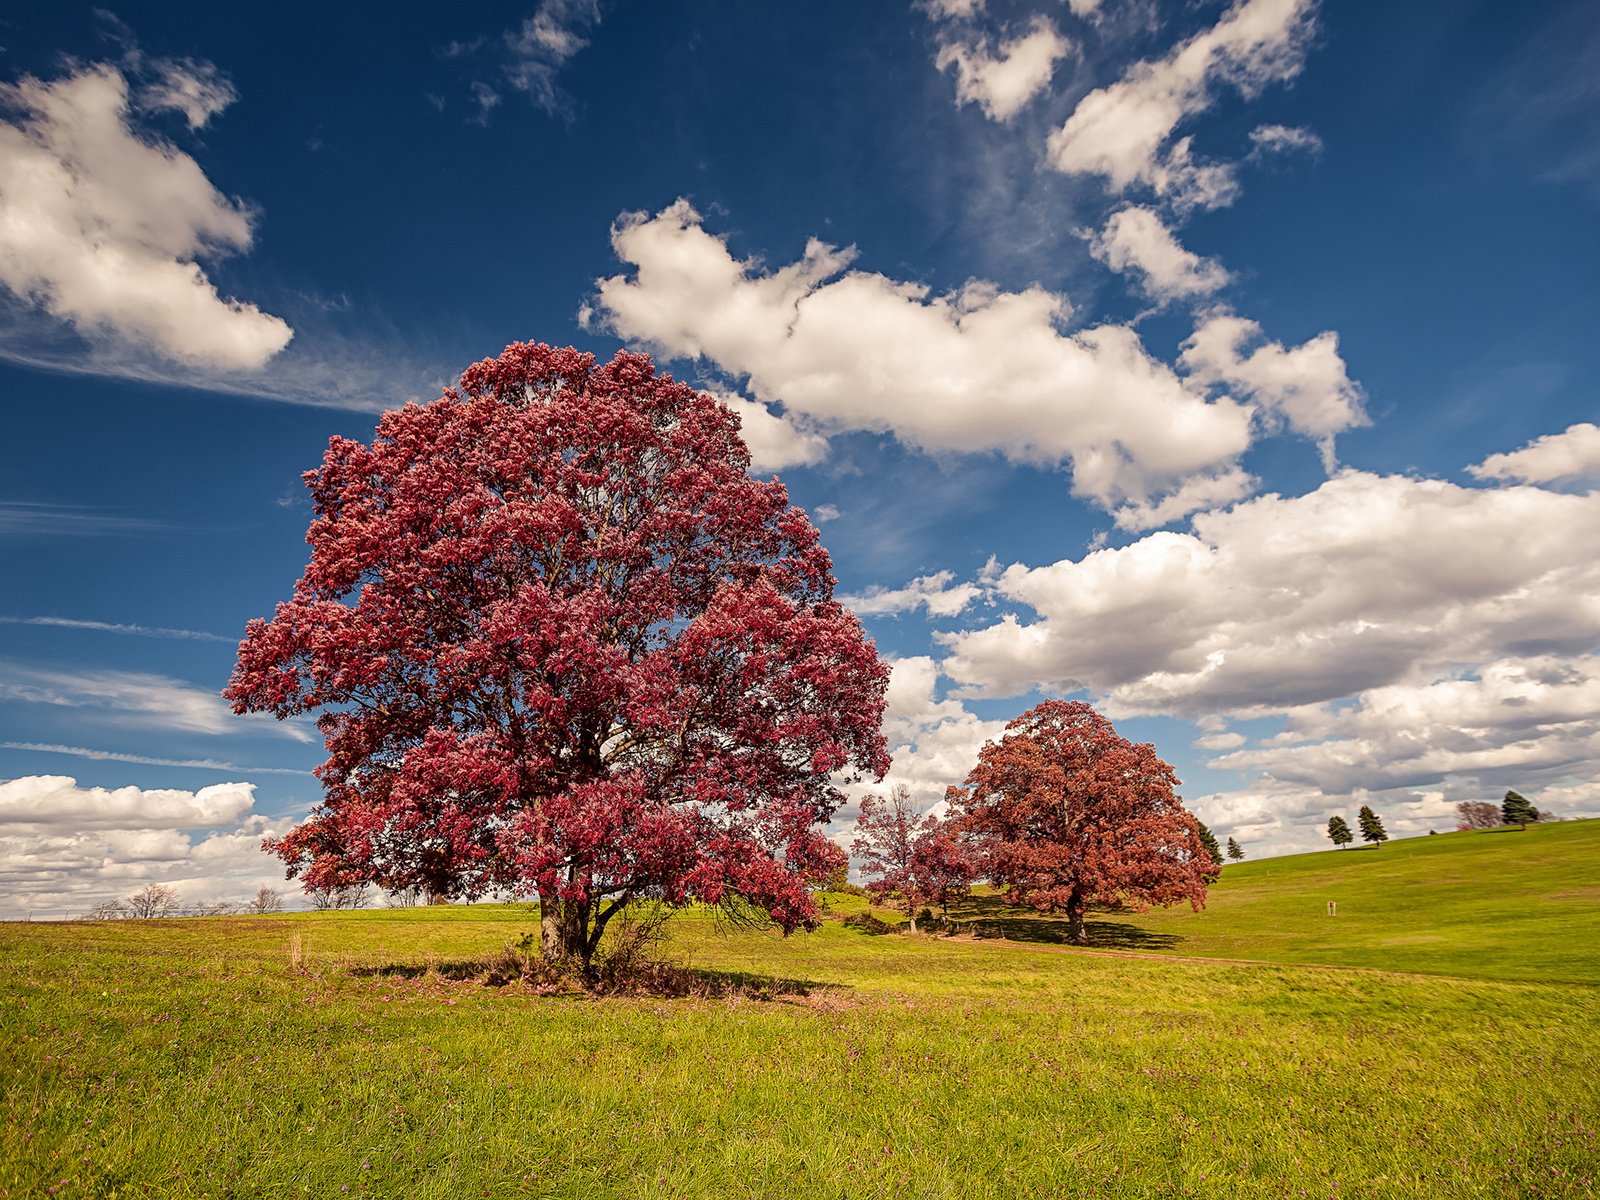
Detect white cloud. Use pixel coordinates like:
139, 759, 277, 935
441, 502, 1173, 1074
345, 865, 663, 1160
1468, 422, 1600, 486
938, 468, 1600, 716
137, 57, 236, 130
1111, 465, 1255, 532
0, 61, 293, 370
0, 774, 255, 830
924, 0, 984, 17
589, 200, 1257, 523
1209, 657, 1600, 796
1046, 0, 1318, 209
812, 503, 842, 523
1248, 122, 1322, 157
0, 615, 228, 641
504, 0, 601, 113
1088, 205, 1232, 301
1180, 312, 1367, 469
0, 774, 296, 918
709, 391, 829, 474
936, 16, 1074, 122
840, 570, 984, 618
3, 742, 311, 776
873, 655, 1008, 813
0, 663, 313, 742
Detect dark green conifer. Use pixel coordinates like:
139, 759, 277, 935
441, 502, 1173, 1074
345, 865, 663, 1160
1226, 837, 1244, 861
1501, 790, 1539, 828
1357, 804, 1388, 846
1326, 815, 1354, 849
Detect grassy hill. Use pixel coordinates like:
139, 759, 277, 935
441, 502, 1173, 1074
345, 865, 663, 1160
1, 822, 1597, 1198
949, 817, 1600, 984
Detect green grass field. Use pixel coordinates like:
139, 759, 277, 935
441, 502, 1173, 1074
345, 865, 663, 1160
3, 822, 1598, 1199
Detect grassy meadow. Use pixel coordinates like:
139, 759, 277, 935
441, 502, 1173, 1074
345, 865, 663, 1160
2, 822, 1598, 1199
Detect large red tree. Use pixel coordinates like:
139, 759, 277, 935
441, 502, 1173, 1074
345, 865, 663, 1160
947, 700, 1216, 944
227, 342, 890, 969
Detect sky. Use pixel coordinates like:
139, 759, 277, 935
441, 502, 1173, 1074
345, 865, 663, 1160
2, 0, 1598, 917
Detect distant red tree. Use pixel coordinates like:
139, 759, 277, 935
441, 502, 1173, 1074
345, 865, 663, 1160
1455, 801, 1500, 831
851, 785, 976, 930
908, 820, 978, 918
227, 342, 889, 971
948, 700, 1217, 945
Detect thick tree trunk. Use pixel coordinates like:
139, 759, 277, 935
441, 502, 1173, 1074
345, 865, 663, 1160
1066, 895, 1090, 945
538, 893, 588, 967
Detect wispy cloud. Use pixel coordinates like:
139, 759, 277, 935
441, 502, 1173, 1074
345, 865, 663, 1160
503, 0, 602, 115
3, 742, 310, 776
0, 502, 171, 539
0, 663, 313, 742
0, 616, 231, 642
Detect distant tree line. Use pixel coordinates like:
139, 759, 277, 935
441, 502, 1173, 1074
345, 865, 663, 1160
86, 884, 287, 920
1324, 790, 1551, 850
83, 880, 463, 919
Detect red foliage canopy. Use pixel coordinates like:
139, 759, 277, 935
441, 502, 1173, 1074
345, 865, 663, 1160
851, 785, 976, 926
947, 700, 1216, 944
226, 343, 890, 965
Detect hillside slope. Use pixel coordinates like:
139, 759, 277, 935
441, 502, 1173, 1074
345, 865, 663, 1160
1034, 818, 1600, 983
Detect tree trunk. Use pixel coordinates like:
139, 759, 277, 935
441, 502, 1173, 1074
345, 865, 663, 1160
1066, 895, 1089, 945
539, 892, 588, 967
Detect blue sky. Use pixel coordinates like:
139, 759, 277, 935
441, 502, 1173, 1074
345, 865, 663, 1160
2, 0, 1597, 915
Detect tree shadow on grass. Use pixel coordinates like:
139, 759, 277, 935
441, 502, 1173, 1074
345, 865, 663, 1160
943, 893, 1186, 952
349, 956, 840, 999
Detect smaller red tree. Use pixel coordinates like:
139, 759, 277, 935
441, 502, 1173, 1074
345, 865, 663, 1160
851, 784, 975, 931
1455, 801, 1500, 831
908, 820, 977, 919
948, 700, 1217, 945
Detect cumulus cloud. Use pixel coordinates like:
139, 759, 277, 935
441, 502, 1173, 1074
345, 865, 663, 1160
0, 774, 254, 830
1111, 465, 1255, 532
0, 61, 293, 370
1088, 205, 1232, 301
1468, 422, 1600, 486
840, 570, 984, 618
1180, 312, 1367, 468
1208, 657, 1600, 796
709, 391, 829, 474
588, 200, 1258, 524
0, 774, 296, 918
1047, 0, 1318, 209
938, 468, 1600, 716
936, 16, 1074, 122
875, 656, 1007, 811
926, 452, 1600, 853
0, 664, 313, 742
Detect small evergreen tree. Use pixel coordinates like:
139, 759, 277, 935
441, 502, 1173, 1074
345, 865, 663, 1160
1501, 790, 1539, 829
1326, 815, 1354, 849
1226, 837, 1245, 861
1357, 804, 1388, 846
1196, 820, 1224, 866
